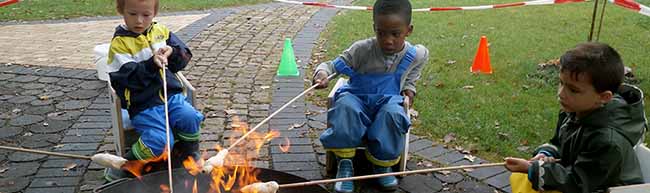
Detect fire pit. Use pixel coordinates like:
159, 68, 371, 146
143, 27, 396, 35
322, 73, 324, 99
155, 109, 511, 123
94, 168, 328, 193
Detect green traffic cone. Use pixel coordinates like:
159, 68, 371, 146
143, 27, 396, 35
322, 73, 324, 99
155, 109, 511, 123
277, 38, 299, 77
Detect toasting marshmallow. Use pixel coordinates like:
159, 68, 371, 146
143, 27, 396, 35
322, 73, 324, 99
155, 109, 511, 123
240, 181, 279, 193
202, 149, 229, 173
91, 153, 127, 169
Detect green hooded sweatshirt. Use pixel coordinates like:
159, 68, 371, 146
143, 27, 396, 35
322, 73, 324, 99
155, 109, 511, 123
529, 84, 648, 193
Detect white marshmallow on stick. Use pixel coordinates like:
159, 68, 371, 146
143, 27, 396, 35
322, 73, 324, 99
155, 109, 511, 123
91, 153, 128, 170
0, 145, 128, 170
240, 181, 279, 193
202, 149, 229, 173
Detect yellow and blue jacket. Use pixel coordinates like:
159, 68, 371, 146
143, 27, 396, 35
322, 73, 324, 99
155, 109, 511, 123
108, 22, 192, 117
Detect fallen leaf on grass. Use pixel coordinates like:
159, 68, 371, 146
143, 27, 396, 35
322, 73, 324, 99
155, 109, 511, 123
446, 60, 457, 65
517, 146, 530, 152
443, 133, 456, 143
497, 132, 509, 139
409, 109, 419, 119
63, 163, 77, 171
520, 139, 529, 146
462, 85, 474, 89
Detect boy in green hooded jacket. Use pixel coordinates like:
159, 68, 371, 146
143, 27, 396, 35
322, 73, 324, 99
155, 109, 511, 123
505, 42, 647, 193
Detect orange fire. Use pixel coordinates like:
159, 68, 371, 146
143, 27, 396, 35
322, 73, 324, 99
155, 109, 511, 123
186, 116, 285, 193
120, 115, 288, 193
122, 148, 169, 179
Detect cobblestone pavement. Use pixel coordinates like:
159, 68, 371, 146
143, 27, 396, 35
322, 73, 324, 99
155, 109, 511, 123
0, 65, 112, 193
0, 1, 512, 193
0, 14, 207, 69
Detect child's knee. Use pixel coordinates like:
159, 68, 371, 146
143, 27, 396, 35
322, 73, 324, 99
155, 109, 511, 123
175, 107, 203, 126
133, 133, 174, 159
335, 93, 363, 112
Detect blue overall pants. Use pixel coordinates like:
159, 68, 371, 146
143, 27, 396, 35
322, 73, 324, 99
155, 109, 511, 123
320, 46, 415, 167
130, 93, 204, 160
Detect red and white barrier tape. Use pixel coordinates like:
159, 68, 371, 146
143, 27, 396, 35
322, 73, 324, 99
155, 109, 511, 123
414, 0, 584, 11
276, 0, 650, 17
609, 0, 650, 16
274, 0, 585, 12
0, 0, 19, 7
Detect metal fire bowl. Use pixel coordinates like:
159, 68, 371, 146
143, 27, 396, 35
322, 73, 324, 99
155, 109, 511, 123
94, 167, 329, 193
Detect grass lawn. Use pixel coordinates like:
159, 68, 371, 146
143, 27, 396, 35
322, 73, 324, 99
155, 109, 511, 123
0, 0, 270, 22
312, 0, 650, 161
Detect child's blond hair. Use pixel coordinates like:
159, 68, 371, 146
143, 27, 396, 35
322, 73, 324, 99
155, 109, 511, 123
116, 0, 159, 15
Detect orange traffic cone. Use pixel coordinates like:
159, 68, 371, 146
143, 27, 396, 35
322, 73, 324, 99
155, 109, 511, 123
470, 36, 493, 74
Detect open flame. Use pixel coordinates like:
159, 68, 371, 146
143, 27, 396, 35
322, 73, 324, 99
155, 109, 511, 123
183, 116, 287, 193
122, 148, 169, 179
119, 115, 291, 193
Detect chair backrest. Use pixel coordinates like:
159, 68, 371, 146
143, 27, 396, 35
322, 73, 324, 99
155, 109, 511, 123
327, 78, 348, 110
635, 144, 650, 183
608, 144, 650, 193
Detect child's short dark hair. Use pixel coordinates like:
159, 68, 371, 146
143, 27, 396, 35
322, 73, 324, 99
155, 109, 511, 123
116, 0, 159, 15
373, 0, 412, 24
560, 42, 624, 93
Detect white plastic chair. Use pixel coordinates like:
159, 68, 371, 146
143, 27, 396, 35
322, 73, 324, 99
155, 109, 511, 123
608, 143, 650, 193
94, 44, 196, 157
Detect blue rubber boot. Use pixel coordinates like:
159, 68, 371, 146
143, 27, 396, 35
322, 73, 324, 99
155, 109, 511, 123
374, 166, 398, 191
334, 159, 354, 193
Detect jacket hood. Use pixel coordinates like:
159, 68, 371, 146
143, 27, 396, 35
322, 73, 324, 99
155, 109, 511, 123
598, 84, 648, 146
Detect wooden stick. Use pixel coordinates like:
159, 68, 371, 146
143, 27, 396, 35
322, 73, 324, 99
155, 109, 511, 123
0, 145, 91, 160
160, 66, 175, 193
227, 73, 338, 150
279, 162, 505, 188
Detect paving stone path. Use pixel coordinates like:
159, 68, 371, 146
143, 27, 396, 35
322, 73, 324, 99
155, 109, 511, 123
0, 1, 512, 193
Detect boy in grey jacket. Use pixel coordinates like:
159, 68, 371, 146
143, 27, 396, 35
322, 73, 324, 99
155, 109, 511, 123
312, 0, 428, 192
